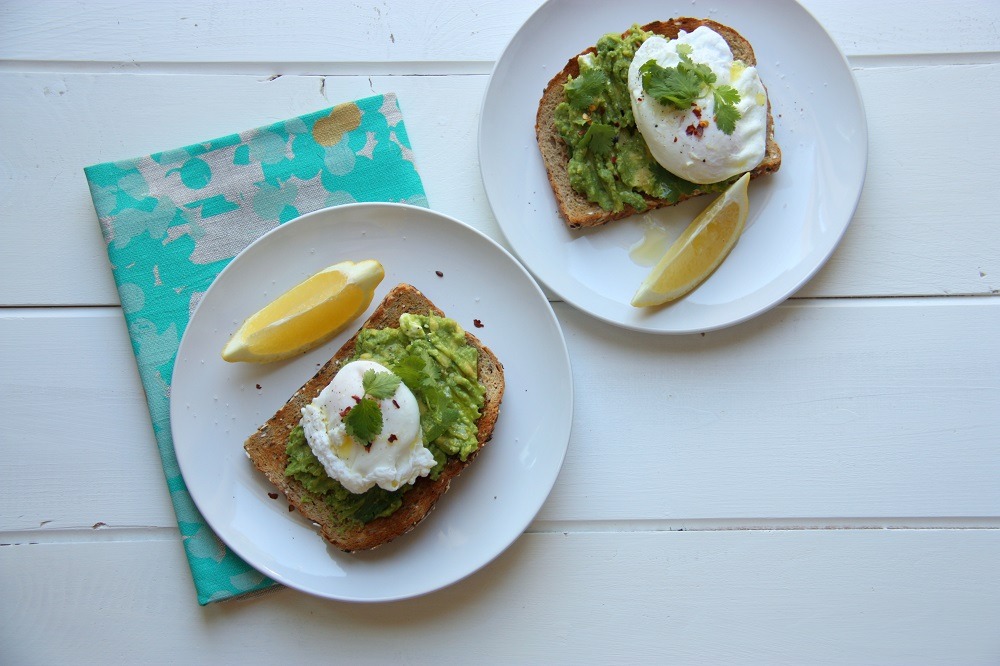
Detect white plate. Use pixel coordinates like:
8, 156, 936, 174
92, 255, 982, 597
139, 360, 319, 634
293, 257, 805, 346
479, 0, 868, 333
171, 203, 572, 602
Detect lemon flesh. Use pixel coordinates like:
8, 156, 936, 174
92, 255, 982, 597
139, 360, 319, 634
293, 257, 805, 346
222, 259, 384, 363
631, 173, 750, 308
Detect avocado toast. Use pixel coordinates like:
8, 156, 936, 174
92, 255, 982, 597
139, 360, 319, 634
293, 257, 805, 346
536, 17, 782, 229
244, 283, 505, 552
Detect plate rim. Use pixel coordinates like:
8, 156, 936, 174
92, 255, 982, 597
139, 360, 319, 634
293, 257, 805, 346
478, 0, 869, 335
170, 201, 574, 602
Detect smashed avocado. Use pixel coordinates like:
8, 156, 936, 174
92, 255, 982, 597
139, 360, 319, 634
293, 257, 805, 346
283, 314, 485, 526
285, 425, 403, 524
553, 25, 722, 212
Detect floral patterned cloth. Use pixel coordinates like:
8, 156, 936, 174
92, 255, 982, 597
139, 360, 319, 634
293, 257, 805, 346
84, 93, 426, 604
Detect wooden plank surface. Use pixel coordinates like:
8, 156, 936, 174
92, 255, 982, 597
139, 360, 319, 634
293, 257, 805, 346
2, 0, 999, 661
2, 0, 997, 64
2, 530, 999, 664
0, 73, 492, 305
2, 64, 1000, 305
4, 298, 998, 533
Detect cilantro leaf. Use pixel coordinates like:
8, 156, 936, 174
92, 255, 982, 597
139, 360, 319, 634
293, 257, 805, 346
639, 60, 703, 109
421, 385, 462, 442
641, 51, 743, 135
343, 397, 382, 444
714, 84, 741, 106
362, 369, 401, 400
579, 123, 617, 156
393, 354, 429, 391
564, 66, 608, 109
712, 86, 742, 135
713, 104, 741, 135
677, 49, 716, 86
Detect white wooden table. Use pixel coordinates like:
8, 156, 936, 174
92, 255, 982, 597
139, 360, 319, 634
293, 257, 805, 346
2, 1, 999, 663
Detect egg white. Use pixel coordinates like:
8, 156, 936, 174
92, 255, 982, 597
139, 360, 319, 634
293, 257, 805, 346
627, 26, 768, 184
300, 359, 433, 494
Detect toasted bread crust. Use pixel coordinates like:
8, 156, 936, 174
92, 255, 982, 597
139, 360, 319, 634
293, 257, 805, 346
536, 17, 781, 229
243, 284, 505, 552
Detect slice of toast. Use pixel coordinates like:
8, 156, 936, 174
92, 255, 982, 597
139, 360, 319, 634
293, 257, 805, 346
536, 17, 781, 229
244, 283, 505, 552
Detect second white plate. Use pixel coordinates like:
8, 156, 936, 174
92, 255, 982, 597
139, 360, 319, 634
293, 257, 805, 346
171, 203, 572, 602
479, 0, 867, 333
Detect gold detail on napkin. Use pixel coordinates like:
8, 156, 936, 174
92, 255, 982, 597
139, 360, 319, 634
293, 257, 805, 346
312, 102, 363, 146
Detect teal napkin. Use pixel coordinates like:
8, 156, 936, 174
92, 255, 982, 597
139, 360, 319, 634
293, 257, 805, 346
84, 93, 427, 604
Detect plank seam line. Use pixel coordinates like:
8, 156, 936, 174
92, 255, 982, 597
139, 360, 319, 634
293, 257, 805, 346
0, 52, 997, 76
0, 59, 494, 76
0, 526, 179, 546
790, 293, 1000, 301
4, 521, 1000, 546
848, 52, 1000, 68
528, 517, 1000, 534
3, 293, 999, 314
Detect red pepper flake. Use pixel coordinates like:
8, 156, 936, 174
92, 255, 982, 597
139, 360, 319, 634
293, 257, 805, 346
392, 399, 400, 409
673, 137, 678, 143
435, 270, 444, 277
255, 384, 262, 390
339, 405, 352, 418
388, 434, 398, 443
351, 395, 362, 404
685, 122, 705, 139
692, 105, 702, 119
473, 319, 484, 328
288, 505, 295, 512
267, 492, 278, 500
610, 156, 617, 164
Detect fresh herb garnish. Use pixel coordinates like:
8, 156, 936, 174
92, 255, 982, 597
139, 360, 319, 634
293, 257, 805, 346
343, 398, 382, 444
712, 85, 742, 134
639, 44, 742, 135
579, 122, 617, 156
342, 369, 402, 445
564, 65, 609, 109
362, 368, 401, 399
421, 386, 461, 442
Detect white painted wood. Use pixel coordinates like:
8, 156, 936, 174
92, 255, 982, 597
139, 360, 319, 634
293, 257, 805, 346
797, 63, 1000, 298
547, 297, 1000, 522
0, 309, 176, 531
2, 0, 1000, 657
1, 0, 997, 65
3, 530, 999, 664
0, 72, 494, 305
4, 298, 998, 532
0, 0, 543, 67
3, 64, 1000, 305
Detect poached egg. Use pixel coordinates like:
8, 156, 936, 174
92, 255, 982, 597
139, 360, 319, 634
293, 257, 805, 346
627, 26, 768, 184
300, 359, 434, 494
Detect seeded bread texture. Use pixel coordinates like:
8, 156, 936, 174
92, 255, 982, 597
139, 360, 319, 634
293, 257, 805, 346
536, 17, 781, 229
243, 283, 505, 552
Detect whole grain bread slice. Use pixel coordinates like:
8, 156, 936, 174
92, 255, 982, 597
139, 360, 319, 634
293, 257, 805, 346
243, 283, 505, 552
536, 17, 781, 229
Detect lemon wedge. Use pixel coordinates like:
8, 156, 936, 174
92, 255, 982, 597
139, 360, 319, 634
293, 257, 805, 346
631, 173, 750, 308
222, 259, 384, 363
